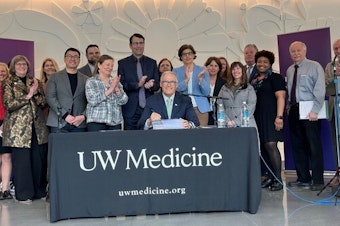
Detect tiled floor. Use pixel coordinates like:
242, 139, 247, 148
1, 174, 340, 226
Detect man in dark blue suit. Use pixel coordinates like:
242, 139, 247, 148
118, 33, 159, 130
138, 71, 199, 129
244, 44, 258, 81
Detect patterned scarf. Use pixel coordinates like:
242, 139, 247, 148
250, 68, 272, 92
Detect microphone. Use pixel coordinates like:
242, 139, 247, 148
333, 55, 339, 80
333, 55, 338, 68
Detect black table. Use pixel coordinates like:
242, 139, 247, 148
49, 128, 261, 222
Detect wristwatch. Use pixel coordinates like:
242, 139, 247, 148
276, 115, 283, 119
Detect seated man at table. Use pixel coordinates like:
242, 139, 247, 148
138, 71, 199, 129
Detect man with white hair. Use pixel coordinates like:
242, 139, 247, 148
286, 41, 325, 191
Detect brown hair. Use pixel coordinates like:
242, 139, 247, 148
158, 58, 173, 72
178, 44, 197, 61
93, 54, 114, 75
9, 55, 31, 76
225, 61, 247, 88
219, 56, 229, 80
204, 56, 222, 77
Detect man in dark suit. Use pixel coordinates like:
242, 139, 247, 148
78, 44, 101, 77
244, 44, 258, 81
118, 33, 159, 130
46, 47, 88, 132
138, 71, 199, 129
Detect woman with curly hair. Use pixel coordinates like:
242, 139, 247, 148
250, 50, 286, 191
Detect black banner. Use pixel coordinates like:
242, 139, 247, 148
49, 128, 261, 222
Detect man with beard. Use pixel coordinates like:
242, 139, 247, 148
79, 44, 101, 77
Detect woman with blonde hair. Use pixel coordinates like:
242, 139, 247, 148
39, 58, 59, 91
38, 58, 59, 120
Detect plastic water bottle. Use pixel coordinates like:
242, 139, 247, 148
241, 101, 249, 127
217, 103, 225, 128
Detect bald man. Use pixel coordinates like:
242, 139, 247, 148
286, 41, 325, 191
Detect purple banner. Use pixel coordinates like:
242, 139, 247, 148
0, 38, 34, 73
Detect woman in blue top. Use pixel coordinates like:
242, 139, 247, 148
173, 44, 210, 126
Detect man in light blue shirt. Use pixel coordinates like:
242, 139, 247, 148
286, 41, 325, 191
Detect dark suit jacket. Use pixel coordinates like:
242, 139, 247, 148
78, 64, 92, 77
118, 55, 159, 118
208, 76, 226, 125
46, 69, 88, 128
248, 66, 258, 82
138, 92, 200, 129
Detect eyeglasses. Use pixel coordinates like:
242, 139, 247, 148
161, 81, 177, 85
15, 62, 27, 66
181, 51, 193, 57
131, 42, 145, 46
65, 55, 80, 59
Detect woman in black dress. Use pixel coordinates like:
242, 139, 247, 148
250, 50, 286, 191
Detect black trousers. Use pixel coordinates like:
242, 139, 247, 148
11, 129, 47, 201
87, 122, 122, 132
123, 106, 143, 130
288, 104, 324, 184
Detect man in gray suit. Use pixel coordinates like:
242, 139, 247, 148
78, 44, 101, 77
46, 47, 88, 132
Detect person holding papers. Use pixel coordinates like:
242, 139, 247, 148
138, 71, 199, 129
286, 41, 326, 191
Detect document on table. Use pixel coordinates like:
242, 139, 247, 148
152, 119, 185, 130
299, 100, 328, 120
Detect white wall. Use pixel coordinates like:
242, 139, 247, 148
0, 0, 339, 75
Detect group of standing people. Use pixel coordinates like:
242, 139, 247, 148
217, 40, 329, 192
0, 32, 335, 203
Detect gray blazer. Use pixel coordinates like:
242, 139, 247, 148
46, 69, 88, 128
78, 64, 93, 77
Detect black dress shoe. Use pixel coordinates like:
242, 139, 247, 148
269, 181, 283, 191
2, 190, 13, 200
261, 178, 272, 188
287, 180, 311, 189
310, 183, 324, 191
